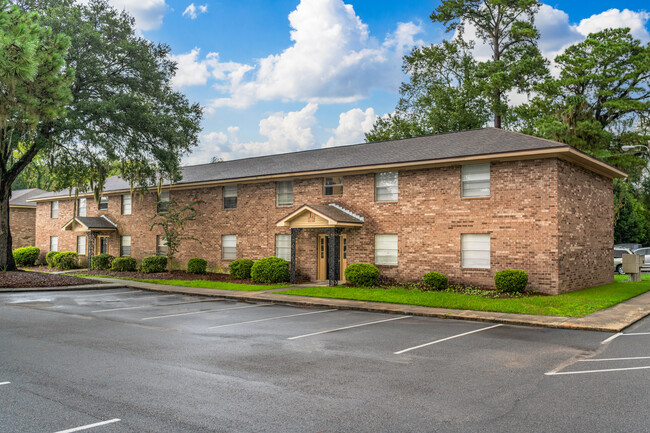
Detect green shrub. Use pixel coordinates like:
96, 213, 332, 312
187, 257, 207, 274
494, 270, 528, 293
90, 253, 114, 270
344, 263, 379, 287
13, 246, 40, 266
46, 251, 60, 267
53, 252, 78, 270
250, 257, 290, 284
111, 257, 137, 272
423, 272, 448, 291
141, 256, 168, 273
229, 258, 254, 279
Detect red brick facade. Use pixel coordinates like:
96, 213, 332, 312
10, 207, 36, 249
34, 157, 614, 294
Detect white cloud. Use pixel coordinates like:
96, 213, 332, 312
184, 104, 319, 164
325, 108, 377, 147
76, 0, 167, 31
575, 8, 650, 42
171, 0, 423, 109
170, 48, 211, 88
183, 3, 208, 20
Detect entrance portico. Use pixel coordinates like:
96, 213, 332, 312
277, 204, 363, 286
62, 215, 118, 267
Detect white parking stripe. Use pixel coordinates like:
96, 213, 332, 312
91, 295, 181, 312
53, 418, 120, 433
288, 316, 409, 340
601, 333, 621, 344
208, 309, 337, 329
580, 356, 650, 362
72, 290, 140, 298
141, 303, 271, 320
622, 332, 650, 336
394, 324, 503, 355
545, 366, 650, 376
0, 381, 10, 385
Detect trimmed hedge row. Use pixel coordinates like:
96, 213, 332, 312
251, 257, 289, 283
229, 258, 254, 279
111, 257, 137, 272
13, 246, 40, 266
187, 257, 207, 274
91, 253, 113, 270
344, 263, 379, 287
53, 252, 79, 270
494, 270, 528, 293
141, 256, 167, 273
423, 272, 448, 291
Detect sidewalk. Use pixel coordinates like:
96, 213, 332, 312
50, 277, 650, 332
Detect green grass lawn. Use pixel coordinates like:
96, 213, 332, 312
276, 279, 650, 317
72, 274, 289, 291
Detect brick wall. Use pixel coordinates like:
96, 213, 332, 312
34, 157, 614, 294
557, 160, 614, 292
10, 207, 36, 249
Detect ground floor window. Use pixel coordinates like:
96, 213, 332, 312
50, 236, 58, 252
77, 236, 86, 255
461, 233, 490, 269
120, 236, 132, 257
375, 234, 398, 265
156, 235, 168, 256
222, 235, 236, 260
275, 234, 291, 261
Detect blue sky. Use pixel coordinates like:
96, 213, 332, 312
105, 0, 650, 165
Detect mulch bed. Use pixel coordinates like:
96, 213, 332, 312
1, 271, 93, 288
75, 269, 311, 284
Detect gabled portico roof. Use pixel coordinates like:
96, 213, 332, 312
277, 204, 364, 228
62, 216, 118, 232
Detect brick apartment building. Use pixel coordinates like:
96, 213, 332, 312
30, 128, 625, 294
9, 188, 45, 249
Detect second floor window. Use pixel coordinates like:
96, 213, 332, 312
51, 201, 59, 218
78, 198, 86, 217
461, 163, 490, 198
122, 194, 132, 215
157, 190, 170, 213
223, 185, 237, 209
323, 177, 343, 196
276, 181, 293, 207
98, 196, 108, 210
375, 172, 398, 202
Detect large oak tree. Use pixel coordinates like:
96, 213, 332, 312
1, 0, 203, 270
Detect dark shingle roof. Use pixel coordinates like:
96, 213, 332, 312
76, 216, 117, 230
308, 204, 364, 224
29, 128, 621, 201
9, 189, 46, 207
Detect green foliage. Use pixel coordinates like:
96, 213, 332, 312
366, 40, 489, 142
12, 246, 40, 266
614, 179, 650, 244
494, 270, 528, 293
344, 263, 379, 287
0, 1, 73, 270
423, 272, 449, 291
187, 257, 207, 274
52, 251, 78, 270
111, 257, 137, 272
46, 251, 60, 267
250, 257, 290, 284
430, 0, 548, 128
90, 253, 113, 270
141, 256, 167, 273
229, 258, 254, 279
150, 199, 205, 268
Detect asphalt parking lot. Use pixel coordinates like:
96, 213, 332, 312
1, 288, 648, 433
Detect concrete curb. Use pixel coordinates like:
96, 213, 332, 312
69, 277, 650, 333
0, 282, 125, 293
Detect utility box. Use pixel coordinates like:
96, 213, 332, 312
623, 254, 644, 282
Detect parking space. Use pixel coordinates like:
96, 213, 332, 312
1, 288, 648, 432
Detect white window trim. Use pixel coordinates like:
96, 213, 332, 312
222, 235, 237, 260
50, 236, 58, 252
375, 172, 398, 202
461, 233, 491, 269
77, 236, 86, 255
51, 201, 59, 218
461, 163, 490, 198
120, 235, 132, 257
122, 194, 132, 215
275, 234, 291, 261
375, 234, 398, 266
223, 185, 237, 209
78, 198, 86, 217
276, 181, 293, 207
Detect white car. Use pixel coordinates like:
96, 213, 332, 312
632, 247, 650, 267
614, 248, 634, 274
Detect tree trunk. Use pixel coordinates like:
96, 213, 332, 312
494, 113, 501, 129
0, 182, 17, 271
